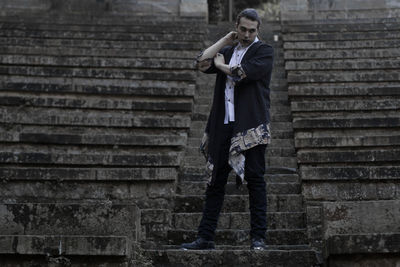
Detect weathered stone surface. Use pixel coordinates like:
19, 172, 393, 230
302, 181, 399, 201
0, 182, 172, 210
284, 39, 400, 49
0, 167, 177, 181
0, 235, 127, 256
1, 65, 196, 81
0, 79, 196, 97
0, 106, 191, 128
0, 94, 193, 112
288, 82, 400, 96
173, 212, 306, 230
0, 203, 138, 237
174, 195, 304, 213
146, 249, 318, 267
0, 29, 202, 42
0, 22, 205, 34
284, 48, 400, 60
297, 149, 400, 164
168, 229, 308, 246
288, 70, 400, 83
323, 200, 400, 236
293, 117, 400, 129
328, 233, 400, 255
0, 148, 182, 166
329, 253, 400, 267
300, 166, 400, 181
286, 59, 400, 70
282, 31, 400, 42
291, 99, 400, 112
177, 181, 300, 195
295, 135, 400, 148
0, 44, 198, 59
0, 36, 203, 50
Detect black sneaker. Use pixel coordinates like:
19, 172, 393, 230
250, 238, 266, 250
181, 237, 215, 250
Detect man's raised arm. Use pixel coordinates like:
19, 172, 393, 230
196, 31, 237, 72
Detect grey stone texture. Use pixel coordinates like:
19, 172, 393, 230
280, 0, 400, 21
282, 2, 400, 265
0, 6, 204, 265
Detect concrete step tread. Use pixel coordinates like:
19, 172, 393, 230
0, 235, 127, 256
145, 248, 319, 267
167, 229, 309, 246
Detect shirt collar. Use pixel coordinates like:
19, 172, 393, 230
237, 36, 259, 50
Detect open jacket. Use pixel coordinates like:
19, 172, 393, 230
199, 40, 274, 187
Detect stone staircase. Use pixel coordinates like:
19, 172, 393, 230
146, 23, 320, 266
282, 18, 400, 262
0, 17, 203, 265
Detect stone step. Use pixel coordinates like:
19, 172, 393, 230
282, 30, 400, 41
297, 148, 400, 164
270, 129, 294, 139
287, 70, 400, 83
0, 181, 175, 207
267, 157, 298, 169
293, 116, 400, 129
0, 145, 182, 167
172, 212, 306, 230
185, 138, 295, 155
300, 165, 400, 181
0, 125, 187, 147
0, 93, 193, 112
176, 181, 301, 196
0, 21, 206, 34
0, 45, 198, 59
0, 28, 203, 42
0, 53, 196, 69
291, 99, 400, 112
173, 194, 304, 213
0, 36, 204, 50
284, 48, 400, 60
0, 78, 196, 97
295, 134, 400, 148
0, 65, 196, 82
0, 235, 128, 257
0, 166, 177, 182
182, 154, 298, 169
285, 58, 400, 71
167, 229, 308, 246
0, 106, 191, 128
288, 82, 400, 97
282, 21, 400, 33
179, 170, 300, 183
145, 248, 318, 267
0, 203, 137, 236
284, 39, 400, 50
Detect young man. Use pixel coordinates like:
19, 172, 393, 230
181, 8, 274, 250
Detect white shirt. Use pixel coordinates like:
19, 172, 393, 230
224, 37, 259, 124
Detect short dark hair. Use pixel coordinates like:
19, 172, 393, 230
236, 8, 261, 28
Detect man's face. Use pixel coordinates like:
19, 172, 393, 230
236, 17, 259, 47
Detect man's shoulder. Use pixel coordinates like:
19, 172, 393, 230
253, 41, 273, 51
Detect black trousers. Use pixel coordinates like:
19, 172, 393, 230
198, 122, 267, 241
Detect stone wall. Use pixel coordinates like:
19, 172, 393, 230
281, 0, 400, 21
280, 0, 400, 266
0, 0, 207, 21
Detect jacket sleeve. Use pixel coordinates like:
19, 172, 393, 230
239, 44, 274, 82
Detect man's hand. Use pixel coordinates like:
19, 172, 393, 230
223, 31, 238, 46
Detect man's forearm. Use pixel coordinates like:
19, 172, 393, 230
197, 37, 230, 62
215, 63, 232, 75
